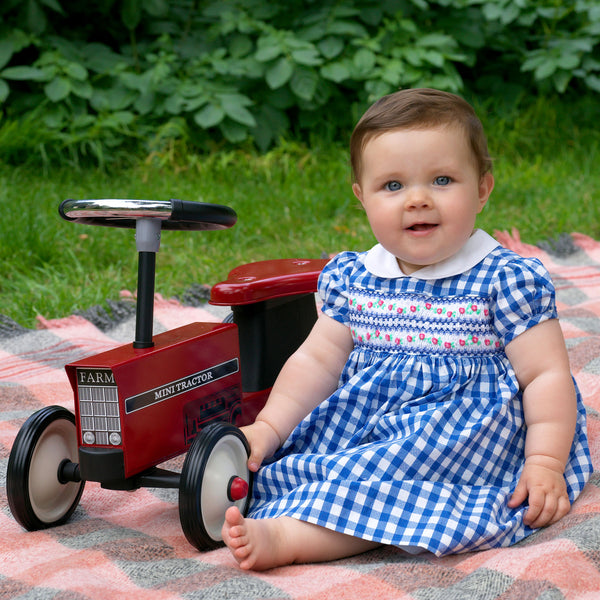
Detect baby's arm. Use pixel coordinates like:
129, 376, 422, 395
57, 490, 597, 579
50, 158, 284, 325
506, 318, 577, 528
242, 313, 353, 471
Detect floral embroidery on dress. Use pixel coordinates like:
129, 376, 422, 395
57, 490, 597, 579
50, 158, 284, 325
349, 288, 502, 355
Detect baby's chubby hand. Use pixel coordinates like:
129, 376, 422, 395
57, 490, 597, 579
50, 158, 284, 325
508, 456, 571, 529
240, 420, 282, 472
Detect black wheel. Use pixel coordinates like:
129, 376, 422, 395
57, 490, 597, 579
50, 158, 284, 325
179, 422, 252, 550
7, 406, 85, 530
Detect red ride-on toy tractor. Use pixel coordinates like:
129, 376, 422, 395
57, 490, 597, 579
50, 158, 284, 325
7, 198, 327, 550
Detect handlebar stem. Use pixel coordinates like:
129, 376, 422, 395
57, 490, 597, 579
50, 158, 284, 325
133, 219, 162, 349
135, 218, 162, 253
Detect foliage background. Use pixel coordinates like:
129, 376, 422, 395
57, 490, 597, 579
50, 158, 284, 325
1, 0, 599, 327
1, 0, 599, 164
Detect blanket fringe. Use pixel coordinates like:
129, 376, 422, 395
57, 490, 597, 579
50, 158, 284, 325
493, 229, 546, 259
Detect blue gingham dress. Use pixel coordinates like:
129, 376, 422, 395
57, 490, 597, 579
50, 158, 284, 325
247, 234, 592, 556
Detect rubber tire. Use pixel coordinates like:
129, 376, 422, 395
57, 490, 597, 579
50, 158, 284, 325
7, 406, 85, 530
179, 422, 252, 551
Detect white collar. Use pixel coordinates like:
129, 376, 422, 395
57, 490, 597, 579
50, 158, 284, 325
364, 229, 500, 280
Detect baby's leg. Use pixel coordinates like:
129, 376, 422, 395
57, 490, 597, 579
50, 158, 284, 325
222, 506, 380, 571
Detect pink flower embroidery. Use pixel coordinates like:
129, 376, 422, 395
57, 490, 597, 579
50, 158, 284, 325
407, 335, 413, 342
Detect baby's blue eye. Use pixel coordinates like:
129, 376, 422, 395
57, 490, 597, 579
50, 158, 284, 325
385, 181, 402, 191
434, 176, 451, 186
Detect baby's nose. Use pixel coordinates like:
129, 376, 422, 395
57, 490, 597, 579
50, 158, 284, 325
405, 187, 432, 209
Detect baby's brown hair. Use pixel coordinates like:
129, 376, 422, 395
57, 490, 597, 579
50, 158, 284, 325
350, 88, 492, 183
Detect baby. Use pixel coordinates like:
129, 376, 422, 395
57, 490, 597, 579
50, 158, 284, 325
222, 88, 592, 570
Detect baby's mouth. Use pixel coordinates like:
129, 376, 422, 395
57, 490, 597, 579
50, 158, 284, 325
407, 223, 438, 232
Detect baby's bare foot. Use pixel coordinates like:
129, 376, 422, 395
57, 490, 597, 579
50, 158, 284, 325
221, 506, 288, 571
222, 507, 381, 570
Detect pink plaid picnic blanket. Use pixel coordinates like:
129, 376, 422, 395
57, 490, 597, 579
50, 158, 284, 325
1, 233, 599, 600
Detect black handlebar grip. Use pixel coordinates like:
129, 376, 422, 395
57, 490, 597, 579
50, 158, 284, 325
170, 199, 237, 229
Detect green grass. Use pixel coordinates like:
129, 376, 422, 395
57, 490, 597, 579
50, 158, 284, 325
1, 95, 599, 328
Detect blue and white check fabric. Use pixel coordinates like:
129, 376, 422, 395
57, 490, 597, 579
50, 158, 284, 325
247, 239, 592, 556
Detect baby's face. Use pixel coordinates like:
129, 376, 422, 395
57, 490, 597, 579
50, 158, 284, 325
352, 125, 494, 275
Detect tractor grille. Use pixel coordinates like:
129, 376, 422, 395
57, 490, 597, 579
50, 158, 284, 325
76, 368, 121, 446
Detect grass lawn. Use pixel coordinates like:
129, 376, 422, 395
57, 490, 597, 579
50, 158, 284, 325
1, 95, 599, 328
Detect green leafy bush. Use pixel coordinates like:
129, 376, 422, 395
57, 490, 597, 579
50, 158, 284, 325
0, 0, 598, 164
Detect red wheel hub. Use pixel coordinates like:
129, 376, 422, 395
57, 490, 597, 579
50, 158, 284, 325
227, 476, 249, 501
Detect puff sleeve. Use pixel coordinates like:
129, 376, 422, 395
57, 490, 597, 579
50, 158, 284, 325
491, 256, 558, 346
317, 252, 358, 326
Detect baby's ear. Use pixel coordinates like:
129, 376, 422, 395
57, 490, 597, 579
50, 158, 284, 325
477, 172, 494, 212
352, 183, 363, 204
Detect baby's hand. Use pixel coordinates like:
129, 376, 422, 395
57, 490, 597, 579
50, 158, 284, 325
240, 420, 282, 472
508, 457, 571, 529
